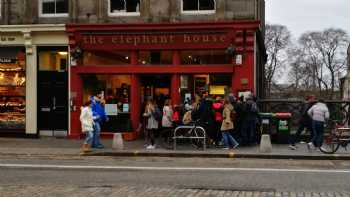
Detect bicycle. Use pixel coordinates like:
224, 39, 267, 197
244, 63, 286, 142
172, 119, 206, 150
319, 120, 350, 154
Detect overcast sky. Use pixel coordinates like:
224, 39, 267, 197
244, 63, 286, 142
266, 0, 350, 39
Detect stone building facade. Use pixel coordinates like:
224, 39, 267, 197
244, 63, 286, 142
1, 0, 265, 26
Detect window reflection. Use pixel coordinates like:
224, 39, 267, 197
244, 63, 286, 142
180, 50, 231, 65
83, 50, 130, 66
138, 51, 172, 65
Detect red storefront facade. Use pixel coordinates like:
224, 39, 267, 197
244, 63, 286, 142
67, 21, 263, 139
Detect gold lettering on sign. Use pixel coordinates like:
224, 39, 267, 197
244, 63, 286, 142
202, 35, 210, 43
126, 37, 132, 44
160, 36, 168, 44
97, 37, 104, 44
151, 36, 158, 44
142, 35, 150, 44
119, 35, 124, 44
133, 36, 141, 46
193, 35, 200, 43
219, 35, 226, 42
184, 34, 191, 43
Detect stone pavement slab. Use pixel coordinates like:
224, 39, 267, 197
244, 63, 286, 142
0, 185, 349, 197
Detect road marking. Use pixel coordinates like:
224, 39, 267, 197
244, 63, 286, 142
1, 163, 350, 173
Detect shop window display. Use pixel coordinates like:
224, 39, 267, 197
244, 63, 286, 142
180, 50, 231, 65
82, 74, 132, 132
0, 48, 26, 131
138, 51, 172, 65
180, 74, 231, 102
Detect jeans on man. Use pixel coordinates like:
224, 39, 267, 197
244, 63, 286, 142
92, 122, 103, 148
84, 130, 94, 145
222, 131, 239, 148
311, 120, 325, 147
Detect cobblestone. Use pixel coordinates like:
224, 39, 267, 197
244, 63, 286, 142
0, 185, 348, 197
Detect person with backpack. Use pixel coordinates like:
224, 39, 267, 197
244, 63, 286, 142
161, 99, 173, 147
221, 98, 239, 149
80, 100, 94, 153
143, 99, 159, 149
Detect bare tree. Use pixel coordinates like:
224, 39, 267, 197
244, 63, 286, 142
298, 29, 349, 99
264, 24, 291, 97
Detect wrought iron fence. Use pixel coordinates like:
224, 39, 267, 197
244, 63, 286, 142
258, 99, 350, 131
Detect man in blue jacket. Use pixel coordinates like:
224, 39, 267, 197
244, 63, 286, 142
90, 91, 108, 149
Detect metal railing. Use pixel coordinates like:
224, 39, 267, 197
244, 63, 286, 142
258, 99, 350, 131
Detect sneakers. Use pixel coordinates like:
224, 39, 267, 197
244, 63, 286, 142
146, 145, 156, 149
288, 145, 297, 150
232, 144, 239, 149
307, 142, 315, 150
222, 147, 230, 150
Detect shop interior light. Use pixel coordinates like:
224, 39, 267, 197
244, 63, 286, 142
58, 51, 68, 55
125, 56, 129, 60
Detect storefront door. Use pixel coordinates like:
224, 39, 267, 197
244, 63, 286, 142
140, 75, 171, 108
37, 47, 68, 136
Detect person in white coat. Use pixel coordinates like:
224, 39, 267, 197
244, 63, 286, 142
161, 99, 173, 147
80, 101, 94, 153
307, 99, 330, 149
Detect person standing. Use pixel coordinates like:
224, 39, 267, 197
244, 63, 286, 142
307, 99, 330, 150
161, 99, 173, 147
90, 91, 108, 149
143, 99, 159, 149
79, 101, 94, 153
289, 95, 316, 150
213, 97, 224, 146
221, 99, 239, 149
242, 95, 259, 145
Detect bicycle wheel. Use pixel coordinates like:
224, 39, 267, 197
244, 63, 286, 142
190, 128, 205, 149
319, 134, 340, 154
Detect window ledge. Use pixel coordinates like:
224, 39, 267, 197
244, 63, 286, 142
181, 10, 216, 15
108, 12, 140, 17
39, 13, 69, 18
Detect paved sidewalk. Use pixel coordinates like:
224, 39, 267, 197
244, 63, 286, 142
1, 185, 349, 197
0, 137, 349, 159
0, 185, 349, 197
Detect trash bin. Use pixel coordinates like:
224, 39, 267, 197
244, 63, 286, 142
275, 112, 292, 143
259, 113, 274, 135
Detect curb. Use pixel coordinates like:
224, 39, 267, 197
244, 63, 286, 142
83, 151, 350, 160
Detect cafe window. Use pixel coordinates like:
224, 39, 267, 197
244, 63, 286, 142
83, 50, 130, 66
182, 0, 215, 14
0, 47, 26, 132
180, 50, 231, 65
82, 74, 132, 132
109, 0, 140, 16
39, 0, 68, 17
138, 51, 172, 65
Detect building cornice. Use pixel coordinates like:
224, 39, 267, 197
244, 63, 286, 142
0, 24, 66, 33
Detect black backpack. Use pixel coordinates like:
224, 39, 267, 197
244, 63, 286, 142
152, 107, 162, 122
